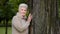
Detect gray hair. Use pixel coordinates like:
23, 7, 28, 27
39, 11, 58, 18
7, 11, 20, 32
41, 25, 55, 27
19, 3, 28, 9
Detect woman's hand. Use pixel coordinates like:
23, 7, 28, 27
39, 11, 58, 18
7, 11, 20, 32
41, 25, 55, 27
27, 13, 32, 23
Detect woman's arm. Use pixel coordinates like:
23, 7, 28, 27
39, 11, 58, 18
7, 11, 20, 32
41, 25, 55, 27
12, 16, 30, 32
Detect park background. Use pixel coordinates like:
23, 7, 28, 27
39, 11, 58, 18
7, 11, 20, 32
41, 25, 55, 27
0, 0, 60, 34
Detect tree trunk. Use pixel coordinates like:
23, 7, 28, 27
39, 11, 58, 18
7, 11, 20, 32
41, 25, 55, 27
28, 0, 58, 34
32, 0, 47, 34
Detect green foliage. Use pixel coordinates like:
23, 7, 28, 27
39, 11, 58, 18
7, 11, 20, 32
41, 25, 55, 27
0, 0, 28, 26
0, 0, 28, 19
0, 27, 12, 34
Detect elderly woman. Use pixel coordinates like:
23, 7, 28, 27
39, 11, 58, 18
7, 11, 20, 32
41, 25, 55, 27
12, 3, 32, 34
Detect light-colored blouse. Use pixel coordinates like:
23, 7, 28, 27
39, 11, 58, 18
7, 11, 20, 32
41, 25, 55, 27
12, 12, 30, 34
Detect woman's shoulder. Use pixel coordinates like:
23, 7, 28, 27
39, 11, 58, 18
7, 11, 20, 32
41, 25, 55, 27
12, 16, 18, 20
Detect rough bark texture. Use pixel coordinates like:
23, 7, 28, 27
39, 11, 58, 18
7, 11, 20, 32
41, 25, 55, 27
32, 0, 47, 34
28, 0, 58, 34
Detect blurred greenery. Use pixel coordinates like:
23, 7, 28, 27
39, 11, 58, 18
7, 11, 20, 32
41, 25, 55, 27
0, 0, 28, 34
0, 0, 28, 19
0, 27, 12, 34
0, 0, 28, 26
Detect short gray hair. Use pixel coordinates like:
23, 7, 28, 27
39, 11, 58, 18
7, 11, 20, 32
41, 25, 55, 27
19, 3, 28, 9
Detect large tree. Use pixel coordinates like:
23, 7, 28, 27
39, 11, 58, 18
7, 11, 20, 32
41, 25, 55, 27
28, 0, 59, 34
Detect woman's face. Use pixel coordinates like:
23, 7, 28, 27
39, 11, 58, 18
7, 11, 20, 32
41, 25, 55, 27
19, 7, 27, 17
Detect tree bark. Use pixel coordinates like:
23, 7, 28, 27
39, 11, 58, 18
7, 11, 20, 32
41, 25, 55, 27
28, 0, 58, 34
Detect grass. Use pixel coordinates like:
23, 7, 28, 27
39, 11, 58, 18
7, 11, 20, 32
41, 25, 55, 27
0, 27, 12, 34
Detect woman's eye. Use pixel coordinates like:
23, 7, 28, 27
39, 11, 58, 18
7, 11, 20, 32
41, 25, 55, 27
24, 10, 26, 11
21, 9, 23, 11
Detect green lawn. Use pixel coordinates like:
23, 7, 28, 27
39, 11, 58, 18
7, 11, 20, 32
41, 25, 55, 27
0, 27, 12, 34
